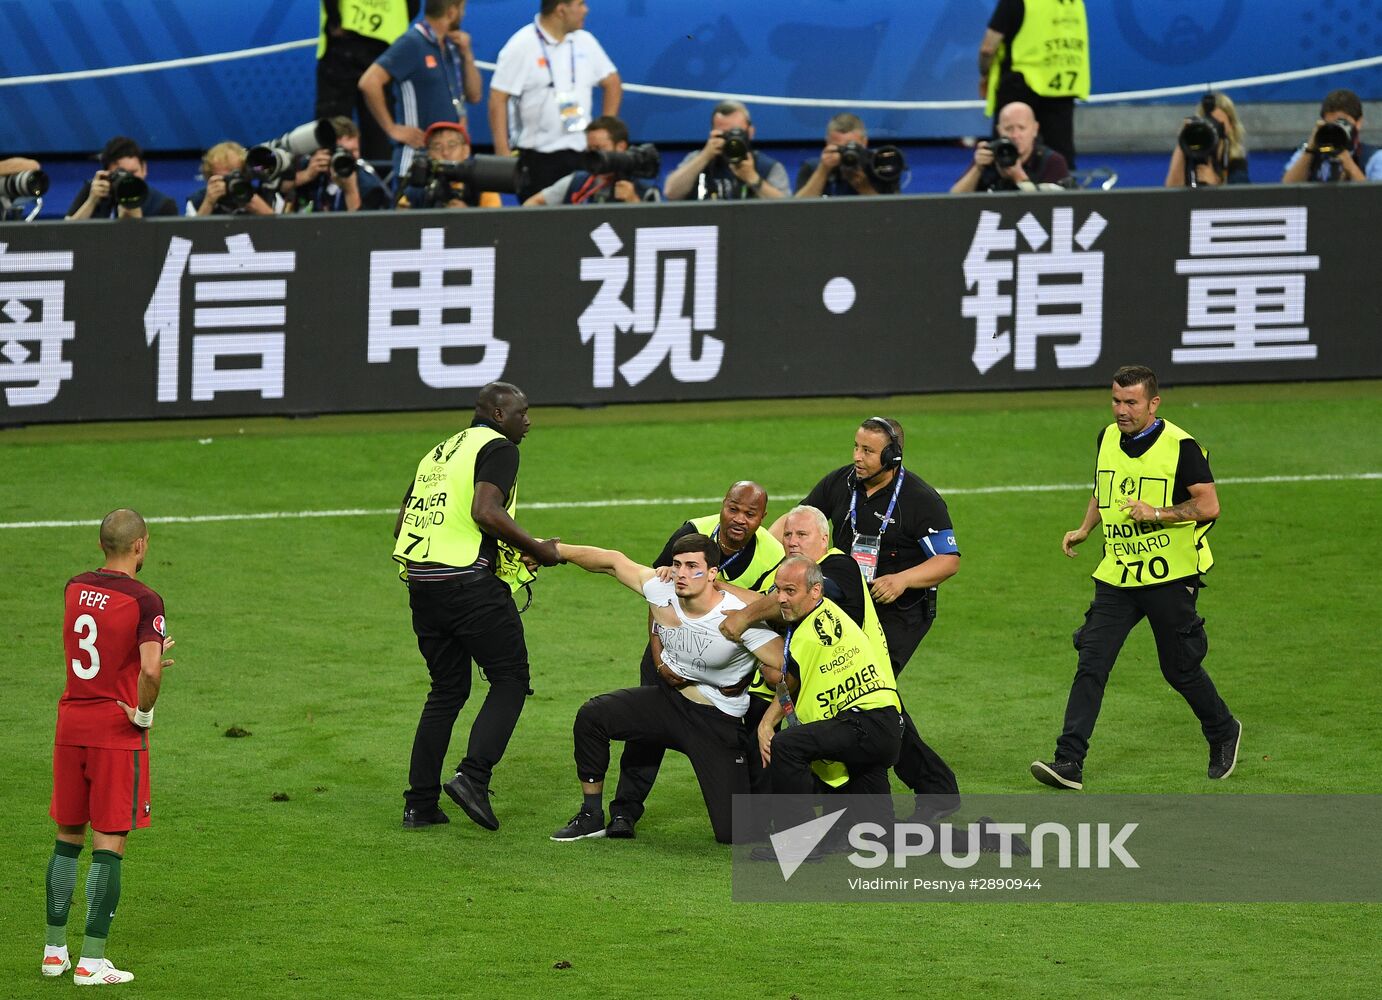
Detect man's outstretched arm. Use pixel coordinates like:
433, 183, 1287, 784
558, 543, 655, 594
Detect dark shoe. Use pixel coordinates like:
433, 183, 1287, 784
910, 793, 962, 824
551, 808, 607, 842
443, 772, 499, 831
977, 815, 1031, 856
1208, 719, 1243, 780
1031, 759, 1084, 790
605, 814, 636, 839
402, 805, 449, 830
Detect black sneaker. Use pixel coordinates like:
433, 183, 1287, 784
1030, 759, 1084, 790
1208, 719, 1243, 780
551, 808, 607, 841
977, 816, 1031, 857
401, 805, 449, 830
443, 772, 500, 831
909, 793, 962, 824
605, 814, 636, 839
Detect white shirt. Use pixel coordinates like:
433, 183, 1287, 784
642, 578, 777, 718
490, 17, 617, 153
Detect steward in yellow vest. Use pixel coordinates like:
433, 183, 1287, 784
1031, 366, 1240, 792
393, 381, 563, 833
984, 0, 1090, 116
757, 557, 903, 798
316, 1, 417, 161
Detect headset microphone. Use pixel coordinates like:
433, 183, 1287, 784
857, 417, 903, 484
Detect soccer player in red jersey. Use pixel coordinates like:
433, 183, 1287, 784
44, 509, 174, 985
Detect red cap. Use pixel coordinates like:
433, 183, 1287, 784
424, 121, 470, 146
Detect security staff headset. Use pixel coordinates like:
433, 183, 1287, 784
858, 416, 903, 484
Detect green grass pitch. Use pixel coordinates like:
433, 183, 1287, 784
2, 381, 1379, 998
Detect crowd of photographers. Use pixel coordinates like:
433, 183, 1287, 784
1, 0, 1378, 224
6, 82, 1378, 224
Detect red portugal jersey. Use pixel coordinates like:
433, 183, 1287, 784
58, 570, 165, 750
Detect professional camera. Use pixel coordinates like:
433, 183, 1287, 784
404, 154, 520, 207
330, 146, 357, 179
107, 168, 148, 208
1315, 117, 1355, 157
990, 137, 1020, 169
719, 127, 751, 164
0, 169, 50, 200
247, 119, 337, 183
581, 143, 661, 180
1179, 96, 1225, 164
217, 170, 255, 209
836, 141, 907, 184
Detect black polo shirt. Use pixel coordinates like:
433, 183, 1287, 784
801, 465, 959, 593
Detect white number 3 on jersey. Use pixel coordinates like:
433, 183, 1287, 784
71, 614, 101, 679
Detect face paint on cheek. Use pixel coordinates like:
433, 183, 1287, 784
692, 571, 705, 578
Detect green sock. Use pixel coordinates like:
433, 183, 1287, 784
81, 849, 123, 960
45, 840, 82, 947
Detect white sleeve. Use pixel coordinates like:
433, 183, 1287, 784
739, 624, 780, 653
539, 174, 573, 204
642, 577, 675, 607
1367, 148, 1382, 181
490, 34, 526, 95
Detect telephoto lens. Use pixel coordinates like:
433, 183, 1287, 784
0, 169, 50, 200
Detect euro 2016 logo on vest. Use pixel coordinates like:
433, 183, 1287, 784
1119, 476, 1136, 497
815, 609, 844, 646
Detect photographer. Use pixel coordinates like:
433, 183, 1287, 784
1282, 89, 1382, 184
292, 116, 389, 212
795, 113, 901, 198
1165, 93, 1250, 188
396, 122, 501, 208
950, 101, 1069, 193
523, 116, 659, 205
66, 137, 177, 220
1, 156, 47, 221
664, 101, 789, 201
185, 142, 278, 217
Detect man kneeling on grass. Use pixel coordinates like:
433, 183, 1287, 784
552, 534, 783, 843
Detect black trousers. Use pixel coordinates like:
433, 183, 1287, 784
993, 72, 1077, 169
1056, 579, 1236, 764
404, 573, 529, 810
768, 707, 903, 832
880, 610, 960, 797
315, 34, 393, 163
515, 148, 585, 203
609, 642, 670, 814
575, 684, 750, 844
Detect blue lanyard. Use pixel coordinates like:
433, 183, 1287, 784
710, 526, 747, 577
1130, 418, 1162, 442
849, 466, 905, 539
417, 22, 463, 111
534, 24, 576, 90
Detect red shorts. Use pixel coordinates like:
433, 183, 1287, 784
50, 744, 151, 832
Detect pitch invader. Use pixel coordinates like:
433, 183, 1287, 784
45, 509, 176, 985
551, 534, 784, 843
